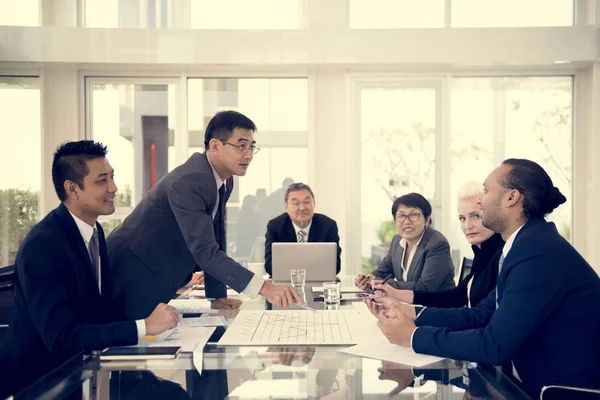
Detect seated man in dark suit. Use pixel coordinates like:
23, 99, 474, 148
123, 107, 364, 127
0, 141, 178, 396
368, 159, 600, 398
264, 182, 342, 277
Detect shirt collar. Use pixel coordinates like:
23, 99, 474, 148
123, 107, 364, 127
68, 210, 95, 243
502, 223, 526, 258
292, 220, 312, 235
206, 154, 225, 190
399, 228, 426, 250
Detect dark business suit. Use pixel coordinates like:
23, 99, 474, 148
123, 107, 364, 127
412, 219, 600, 396
0, 204, 137, 395
413, 233, 504, 308
264, 213, 342, 277
373, 227, 455, 292
108, 152, 255, 320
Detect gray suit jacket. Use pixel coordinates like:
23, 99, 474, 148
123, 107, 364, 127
107, 152, 254, 320
372, 227, 455, 292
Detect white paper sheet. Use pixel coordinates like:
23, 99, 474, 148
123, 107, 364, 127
168, 299, 212, 313
339, 339, 445, 367
149, 326, 215, 352
218, 310, 359, 345
182, 316, 228, 327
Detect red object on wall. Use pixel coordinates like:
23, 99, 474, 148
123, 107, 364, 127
150, 141, 156, 188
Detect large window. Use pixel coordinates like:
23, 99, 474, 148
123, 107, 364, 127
350, 0, 573, 28
0, 77, 41, 265
355, 76, 573, 276
0, 0, 39, 26
190, 0, 305, 29
84, 0, 305, 29
449, 77, 573, 264
187, 78, 308, 263
88, 81, 177, 234
359, 85, 437, 273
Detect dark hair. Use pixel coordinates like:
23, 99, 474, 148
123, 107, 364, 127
285, 182, 315, 203
391, 193, 432, 219
203, 110, 257, 149
52, 140, 108, 202
499, 158, 566, 219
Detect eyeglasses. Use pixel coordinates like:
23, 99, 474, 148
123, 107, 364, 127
222, 141, 261, 155
395, 212, 422, 222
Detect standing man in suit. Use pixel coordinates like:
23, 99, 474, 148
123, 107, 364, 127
108, 111, 303, 320
264, 182, 342, 277
0, 141, 178, 396
368, 159, 600, 397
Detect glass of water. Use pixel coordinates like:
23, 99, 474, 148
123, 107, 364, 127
323, 281, 341, 304
290, 269, 306, 287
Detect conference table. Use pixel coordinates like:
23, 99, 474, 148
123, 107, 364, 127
15, 279, 532, 399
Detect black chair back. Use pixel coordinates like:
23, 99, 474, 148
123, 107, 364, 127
0, 265, 15, 339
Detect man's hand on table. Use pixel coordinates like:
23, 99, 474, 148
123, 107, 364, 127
211, 298, 242, 309
259, 281, 304, 307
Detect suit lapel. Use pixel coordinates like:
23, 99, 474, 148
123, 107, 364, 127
55, 204, 99, 292
97, 223, 112, 299
283, 215, 297, 242
392, 239, 405, 281
406, 228, 432, 282
307, 216, 318, 242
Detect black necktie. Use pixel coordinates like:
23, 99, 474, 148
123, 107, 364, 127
88, 228, 100, 287
213, 184, 226, 251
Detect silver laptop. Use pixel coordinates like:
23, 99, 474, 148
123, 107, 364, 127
272, 242, 337, 282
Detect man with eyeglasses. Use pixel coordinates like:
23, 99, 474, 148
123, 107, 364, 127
107, 111, 304, 321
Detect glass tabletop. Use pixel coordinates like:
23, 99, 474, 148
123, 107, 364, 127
14, 279, 532, 399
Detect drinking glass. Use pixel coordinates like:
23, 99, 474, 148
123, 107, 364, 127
290, 269, 306, 287
323, 281, 341, 304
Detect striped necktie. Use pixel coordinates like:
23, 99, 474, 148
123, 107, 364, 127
297, 230, 306, 243
496, 254, 504, 308
88, 228, 100, 288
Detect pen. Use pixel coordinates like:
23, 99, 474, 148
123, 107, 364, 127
295, 302, 317, 312
380, 274, 394, 286
365, 273, 394, 294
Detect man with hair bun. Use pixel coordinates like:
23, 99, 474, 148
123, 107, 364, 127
368, 159, 600, 397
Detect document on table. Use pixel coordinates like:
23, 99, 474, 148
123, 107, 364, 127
168, 298, 212, 313
339, 339, 445, 367
182, 316, 228, 327
311, 286, 364, 294
149, 326, 216, 353
218, 310, 360, 345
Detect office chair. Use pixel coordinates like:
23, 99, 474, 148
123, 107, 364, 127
540, 385, 600, 399
0, 264, 15, 342
459, 257, 473, 281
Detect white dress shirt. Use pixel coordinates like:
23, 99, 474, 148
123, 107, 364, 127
398, 231, 425, 281
68, 211, 146, 340
292, 221, 312, 242
206, 156, 265, 298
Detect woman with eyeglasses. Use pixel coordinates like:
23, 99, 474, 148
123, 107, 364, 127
371, 182, 505, 308
355, 192, 455, 292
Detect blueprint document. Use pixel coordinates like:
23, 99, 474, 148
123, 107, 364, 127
218, 310, 358, 345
